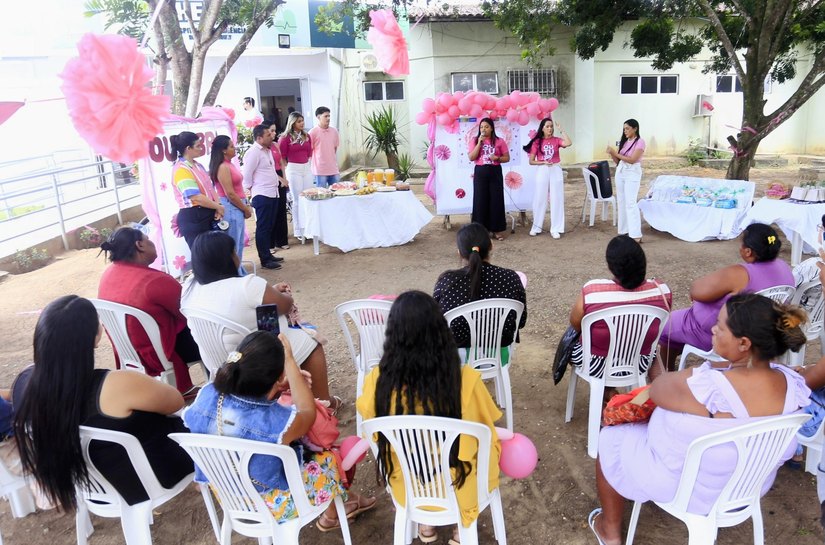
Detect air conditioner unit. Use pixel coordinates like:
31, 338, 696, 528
693, 94, 714, 117
359, 52, 382, 73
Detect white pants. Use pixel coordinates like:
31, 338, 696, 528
615, 162, 642, 239
285, 162, 313, 237
532, 164, 565, 234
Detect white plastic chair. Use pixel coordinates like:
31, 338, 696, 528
90, 299, 179, 388
565, 304, 669, 458
786, 279, 825, 366
76, 426, 195, 545
169, 433, 352, 545
678, 284, 797, 371
797, 420, 825, 475
0, 444, 36, 544
180, 307, 252, 378
444, 298, 525, 432
580, 168, 616, 227
360, 415, 506, 545
626, 413, 810, 545
334, 299, 394, 433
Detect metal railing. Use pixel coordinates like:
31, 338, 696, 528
0, 150, 143, 258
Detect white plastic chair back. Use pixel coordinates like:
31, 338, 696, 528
580, 168, 616, 226
781, 279, 825, 367
444, 298, 525, 431
0, 447, 35, 520
565, 304, 669, 458
756, 284, 795, 304
360, 415, 506, 545
169, 433, 351, 545
180, 307, 252, 378
678, 344, 727, 371
76, 426, 194, 545
334, 299, 393, 432
626, 413, 810, 545
89, 299, 177, 387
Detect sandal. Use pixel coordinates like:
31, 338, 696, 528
418, 524, 438, 543
588, 508, 607, 545
315, 495, 376, 532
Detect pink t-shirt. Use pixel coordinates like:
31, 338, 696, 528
308, 126, 340, 176
469, 137, 508, 166
214, 159, 245, 199
278, 134, 312, 164
529, 137, 565, 164
619, 137, 646, 165
270, 146, 283, 173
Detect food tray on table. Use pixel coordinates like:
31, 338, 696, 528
330, 181, 357, 191
376, 186, 397, 192
301, 188, 334, 200
333, 189, 357, 196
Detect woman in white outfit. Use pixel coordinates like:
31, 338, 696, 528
278, 113, 313, 241
523, 118, 572, 238
607, 118, 645, 242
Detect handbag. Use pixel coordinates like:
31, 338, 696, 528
601, 385, 656, 426
277, 392, 340, 451
552, 326, 581, 385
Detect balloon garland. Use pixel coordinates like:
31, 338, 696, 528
416, 90, 559, 128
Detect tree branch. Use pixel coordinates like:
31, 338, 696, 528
697, 0, 747, 83
759, 52, 825, 139
183, 0, 200, 42
726, 0, 754, 30
198, 0, 225, 44
766, 0, 797, 65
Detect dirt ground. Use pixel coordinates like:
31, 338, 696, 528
0, 163, 823, 544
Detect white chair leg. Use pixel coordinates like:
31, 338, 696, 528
805, 443, 822, 475
119, 501, 154, 545
501, 367, 513, 432
220, 512, 233, 545
490, 489, 507, 545
75, 502, 94, 545
610, 199, 617, 226
8, 486, 35, 518
626, 500, 642, 545
199, 483, 221, 544
393, 509, 408, 545
587, 380, 605, 458
589, 200, 597, 227
457, 520, 480, 545
751, 499, 765, 545
333, 495, 353, 545
581, 197, 587, 223
601, 202, 608, 221
683, 516, 717, 545
565, 372, 578, 423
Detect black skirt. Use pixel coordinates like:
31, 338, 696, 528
471, 164, 506, 233
177, 206, 215, 249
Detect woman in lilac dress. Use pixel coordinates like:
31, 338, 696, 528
659, 222, 794, 371
590, 293, 810, 545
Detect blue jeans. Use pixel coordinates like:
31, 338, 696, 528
314, 174, 340, 188
220, 196, 247, 276
251, 195, 278, 265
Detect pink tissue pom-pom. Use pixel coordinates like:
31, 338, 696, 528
221, 107, 236, 120
505, 171, 523, 190
434, 145, 451, 161
60, 33, 170, 164
244, 115, 263, 129
366, 9, 409, 76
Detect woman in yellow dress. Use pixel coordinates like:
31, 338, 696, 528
356, 290, 502, 545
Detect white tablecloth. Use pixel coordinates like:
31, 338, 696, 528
638, 175, 755, 242
743, 198, 825, 265
298, 190, 433, 254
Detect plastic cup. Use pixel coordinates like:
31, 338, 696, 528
384, 169, 395, 184
367, 171, 375, 183
373, 169, 384, 183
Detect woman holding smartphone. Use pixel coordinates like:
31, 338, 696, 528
523, 117, 572, 238
468, 118, 510, 241
606, 119, 645, 242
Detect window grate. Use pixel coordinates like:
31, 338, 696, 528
507, 69, 557, 96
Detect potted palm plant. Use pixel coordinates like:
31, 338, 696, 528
363, 105, 403, 172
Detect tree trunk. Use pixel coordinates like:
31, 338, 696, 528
150, 5, 169, 96
186, 51, 208, 117
385, 151, 400, 172
155, 0, 191, 115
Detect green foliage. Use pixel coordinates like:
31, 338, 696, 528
0, 204, 44, 221
78, 226, 113, 248
12, 248, 50, 273
419, 139, 430, 161
397, 152, 417, 180
84, 0, 149, 38
314, 1, 403, 38
363, 105, 403, 159
684, 137, 707, 166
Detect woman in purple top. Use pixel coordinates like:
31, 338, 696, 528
522, 117, 572, 238
590, 293, 810, 545
279, 112, 313, 241
659, 223, 795, 371
210, 135, 252, 276
606, 119, 645, 242
468, 118, 510, 240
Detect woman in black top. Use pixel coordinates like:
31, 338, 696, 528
14, 295, 193, 509
433, 222, 527, 354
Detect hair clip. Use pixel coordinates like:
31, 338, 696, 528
767, 235, 776, 245
471, 246, 480, 253
227, 351, 243, 363
781, 315, 802, 330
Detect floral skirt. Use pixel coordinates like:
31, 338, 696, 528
261, 450, 347, 522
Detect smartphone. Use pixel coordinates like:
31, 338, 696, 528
255, 304, 280, 336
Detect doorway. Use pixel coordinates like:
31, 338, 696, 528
257, 78, 309, 134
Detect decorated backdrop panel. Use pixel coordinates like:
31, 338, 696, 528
140, 114, 234, 276
434, 118, 547, 216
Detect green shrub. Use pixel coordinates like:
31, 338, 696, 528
397, 153, 417, 181
684, 137, 707, 166
12, 248, 50, 273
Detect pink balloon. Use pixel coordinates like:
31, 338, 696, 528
547, 97, 559, 111
517, 94, 532, 107
340, 436, 369, 470
422, 98, 436, 114
474, 94, 487, 105
485, 97, 496, 110
458, 98, 472, 113
470, 104, 483, 117
510, 90, 521, 100
438, 94, 453, 108
518, 110, 529, 126
526, 103, 541, 116
498, 96, 511, 109
538, 99, 551, 111
454, 91, 465, 102
506, 109, 519, 122
497, 109, 507, 117
489, 112, 499, 120
448, 105, 460, 118
437, 112, 452, 126
499, 433, 538, 479
414, 111, 431, 125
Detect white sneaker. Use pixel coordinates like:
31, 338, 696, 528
551, 231, 561, 239
529, 228, 541, 236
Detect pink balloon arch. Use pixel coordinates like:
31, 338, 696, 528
420, 90, 559, 201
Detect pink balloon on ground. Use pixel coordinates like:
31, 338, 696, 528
548, 97, 559, 111
499, 433, 538, 479
340, 436, 369, 470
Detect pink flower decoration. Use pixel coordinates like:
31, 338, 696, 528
505, 171, 523, 190
159, 182, 167, 192
444, 120, 460, 134
170, 213, 181, 237
221, 107, 236, 120
434, 145, 451, 161
244, 115, 263, 129
456, 188, 466, 199
366, 10, 409, 76
528, 130, 537, 139
59, 34, 169, 163
173, 255, 187, 271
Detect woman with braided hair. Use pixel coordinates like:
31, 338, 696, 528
356, 290, 503, 544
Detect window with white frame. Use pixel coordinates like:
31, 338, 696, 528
716, 74, 772, 94
363, 81, 405, 102
620, 74, 679, 94
451, 72, 499, 94
507, 69, 557, 96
